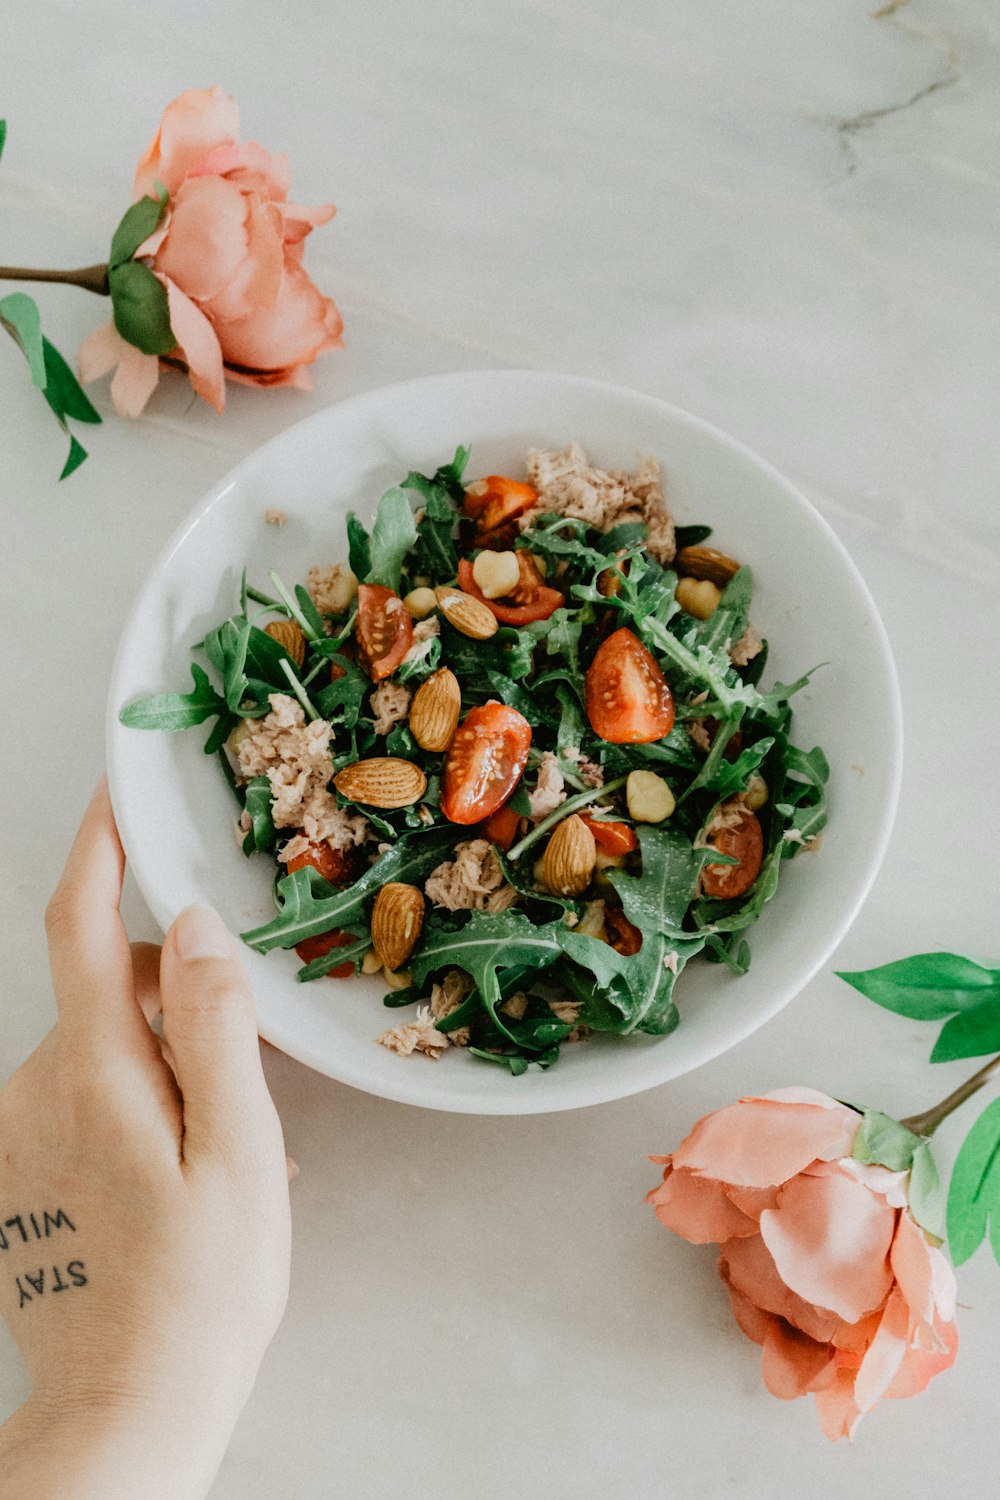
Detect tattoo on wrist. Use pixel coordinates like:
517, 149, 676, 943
1, 1208, 87, 1309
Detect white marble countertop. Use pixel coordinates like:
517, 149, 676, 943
3, 1, 1000, 1495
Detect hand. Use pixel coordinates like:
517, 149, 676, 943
0, 782, 291, 1500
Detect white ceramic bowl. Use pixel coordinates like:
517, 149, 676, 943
107, 370, 902, 1115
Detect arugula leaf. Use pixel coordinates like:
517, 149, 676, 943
674, 523, 713, 549
296, 930, 373, 982
608, 823, 709, 936
946, 1094, 1000, 1266
346, 513, 372, 582
242, 828, 456, 953
700, 737, 775, 800
406, 481, 459, 581
850, 1110, 922, 1172
365, 486, 418, 592
119, 663, 226, 731
837, 954, 1000, 1063
241, 776, 276, 855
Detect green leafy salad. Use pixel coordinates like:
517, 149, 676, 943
121, 442, 829, 1074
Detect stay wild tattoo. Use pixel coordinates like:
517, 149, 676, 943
1, 1208, 87, 1310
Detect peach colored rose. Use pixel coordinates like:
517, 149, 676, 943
647, 1087, 958, 1440
79, 86, 341, 416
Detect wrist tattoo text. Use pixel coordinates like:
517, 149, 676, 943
1, 1208, 87, 1309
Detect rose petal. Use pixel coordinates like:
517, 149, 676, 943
883, 1313, 958, 1400
109, 341, 161, 418
189, 140, 293, 200
672, 1095, 861, 1188
647, 1163, 758, 1243
133, 85, 240, 198
890, 1211, 936, 1328
279, 199, 337, 245
760, 1166, 896, 1323
761, 1320, 836, 1400
201, 197, 284, 324
78, 320, 128, 382
720, 1235, 840, 1343
812, 1368, 862, 1442
853, 1287, 910, 1413
224, 362, 315, 390
215, 261, 342, 372
155, 176, 253, 302
721, 1278, 777, 1346
724, 1184, 780, 1220
157, 274, 225, 413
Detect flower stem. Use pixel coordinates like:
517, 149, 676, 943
900, 1052, 1000, 1138
0, 263, 110, 295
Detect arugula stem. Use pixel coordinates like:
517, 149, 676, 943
900, 1053, 1000, 1138
507, 775, 628, 863
279, 658, 320, 721
246, 584, 284, 610
269, 571, 322, 643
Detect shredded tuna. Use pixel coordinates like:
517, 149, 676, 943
401, 615, 440, 667
306, 563, 356, 617
524, 443, 676, 563
424, 840, 518, 912
264, 507, 287, 527
235, 810, 251, 848
563, 746, 605, 788
236, 694, 369, 848
428, 970, 474, 1047
547, 997, 589, 1043
529, 752, 567, 821
377, 1005, 450, 1059
687, 719, 712, 754
370, 680, 412, 735
500, 992, 529, 1021
729, 625, 763, 667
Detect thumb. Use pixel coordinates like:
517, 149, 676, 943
159, 905, 271, 1162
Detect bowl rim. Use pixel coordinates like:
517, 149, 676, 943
106, 367, 904, 1113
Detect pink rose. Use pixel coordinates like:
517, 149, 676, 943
647, 1087, 958, 1440
79, 86, 341, 415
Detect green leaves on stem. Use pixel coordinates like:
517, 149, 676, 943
0, 290, 101, 478
108, 182, 174, 355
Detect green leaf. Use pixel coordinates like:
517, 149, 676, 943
0, 311, 102, 478
946, 1094, 1000, 1266
837, 953, 999, 1020
42, 338, 100, 424
59, 435, 89, 481
607, 823, 709, 936
241, 776, 276, 855
0, 119, 7, 164
345, 513, 372, 582
406, 480, 459, 581
908, 1141, 946, 1241
109, 181, 169, 267
850, 1110, 922, 1171
119, 663, 227, 731
0, 291, 45, 385
930, 1001, 1000, 1064
109, 260, 175, 355
297, 931, 373, 982
366, 486, 418, 592
673, 523, 712, 549
242, 827, 456, 953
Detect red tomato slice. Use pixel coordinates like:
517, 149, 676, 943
294, 928, 358, 977
441, 702, 532, 824
604, 906, 643, 955
355, 584, 413, 681
701, 806, 764, 899
479, 802, 522, 850
580, 817, 638, 856
285, 840, 357, 886
584, 628, 675, 744
456, 558, 564, 625
463, 475, 538, 534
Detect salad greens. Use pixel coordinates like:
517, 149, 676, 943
121, 444, 829, 1074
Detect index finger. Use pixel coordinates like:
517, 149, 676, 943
45, 779, 144, 1034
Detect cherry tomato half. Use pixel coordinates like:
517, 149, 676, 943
479, 802, 522, 850
580, 816, 638, 856
294, 928, 358, 977
285, 840, 357, 886
604, 906, 643, 955
701, 805, 764, 900
584, 628, 675, 744
355, 584, 413, 681
463, 475, 538, 534
456, 558, 564, 626
441, 702, 532, 824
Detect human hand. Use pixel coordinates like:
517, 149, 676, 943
0, 782, 291, 1500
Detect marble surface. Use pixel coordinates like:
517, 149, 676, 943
2, 1, 1000, 1495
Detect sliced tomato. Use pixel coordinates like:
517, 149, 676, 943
285, 840, 357, 886
463, 475, 537, 535
441, 702, 532, 824
585, 628, 675, 744
580, 817, 638, 856
456, 557, 563, 625
480, 802, 522, 850
509, 550, 547, 602
355, 584, 413, 682
701, 806, 764, 900
294, 928, 358, 977
604, 906, 643, 955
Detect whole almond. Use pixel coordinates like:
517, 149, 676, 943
334, 757, 427, 809
675, 545, 741, 588
371, 882, 426, 972
540, 814, 597, 897
409, 667, 461, 752
435, 586, 498, 641
264, 618, 306, 667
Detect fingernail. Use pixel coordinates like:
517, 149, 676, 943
173, 905, 231, 961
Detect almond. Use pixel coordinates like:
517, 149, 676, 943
435, 586, 498, 641
675, 545, 741, 588
264, 618, 306, 667
371, 882, 426, 972
333, 757, 427, 809
540, 814, 597, 897
409, 668, 461, 752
